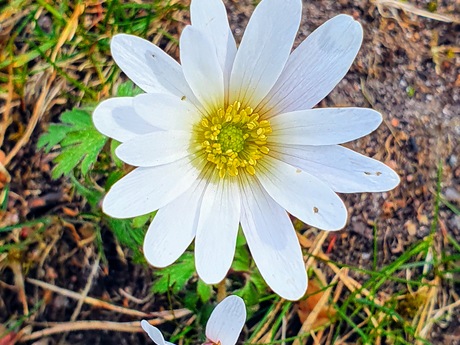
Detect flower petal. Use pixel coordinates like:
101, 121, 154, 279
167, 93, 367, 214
271, 144, 400, 193
270, 108, 382, 145
143, 180, 205, 268
258, 156, 347, 230
191, 0, 236, 98
115, 130, 193, 167
111, 34, 197, 103
102, 158, 199, 218
133, 93, 200, 131
206, 295, 246, 345
240, 176, 307, 300
258, 14, 363, 115
229, 0, 302, 107
141, 320, 175, 345
195, 178, 240, 284
180, 26, 224, 113
93, 97, 157, 142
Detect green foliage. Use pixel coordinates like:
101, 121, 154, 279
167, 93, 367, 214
37, 108, 107, 178
106, 218, 145, 250
105, 215, 151, 261
152, 252, 196, 294
235, 270, 267, 306
232, 232, 251, 272
116, 81, 143, 97
37, 81, 142, 180
197, 279, 213, 303
70, 174, 103, 209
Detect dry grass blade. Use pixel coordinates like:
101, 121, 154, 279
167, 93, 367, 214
249, 299, 285, 344
305, 231, 329, 268
0, 65, 14, 147
4, 74, 60, 166
414, 279, 439, 344
10, 260, 29, 315
293, 271, 341, 345
372, 0, 460, 23
50, 4, 85, 62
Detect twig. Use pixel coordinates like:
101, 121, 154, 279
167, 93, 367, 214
19, 312, 191, 343
70, 255, 100, 321
27, 278, 149, 318
118, 288, 153, 305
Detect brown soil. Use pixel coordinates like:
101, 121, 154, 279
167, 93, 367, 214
1, 0, 459, 344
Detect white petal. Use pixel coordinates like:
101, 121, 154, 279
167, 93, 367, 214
141, 320, 175, 345
229, 0, 302, 107
258, 14, 363, 115
133, 93, 200, 131
143, 180, 205, 268
195, 178, 240, 284
191, 0, 236, 98
271, 144, 400, 193
270, 108, 382, 145
206, 295, 246, 345
102, 158, 199, 218
93, 97, 157, 142
258, 156, 347, 230
111, 34, 198, 103
240, 177, 307, 300
115, 130, 193, 167
180, 26, 224, 113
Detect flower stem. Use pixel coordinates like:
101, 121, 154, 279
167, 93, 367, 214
216, 280, 226, 302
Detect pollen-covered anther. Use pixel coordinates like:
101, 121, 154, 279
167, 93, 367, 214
195, 101, 272, 178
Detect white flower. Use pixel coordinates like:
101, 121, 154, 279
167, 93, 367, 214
93, 0, 400, 300
141, 295, 246, 345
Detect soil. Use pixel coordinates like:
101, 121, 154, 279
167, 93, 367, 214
1, 0, 459, 344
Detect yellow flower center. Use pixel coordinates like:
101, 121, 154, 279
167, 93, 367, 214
194, 101, 272, 179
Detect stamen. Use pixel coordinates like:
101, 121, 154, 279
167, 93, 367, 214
194, 101, 272, 178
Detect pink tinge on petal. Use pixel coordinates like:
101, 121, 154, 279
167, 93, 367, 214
205, 295, 246, 345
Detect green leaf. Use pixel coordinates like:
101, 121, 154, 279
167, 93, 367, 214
152, 252, 195, 294
106, 217, 146, 253
38, 108, 107, 178
69, 174, 103, 208
232, 241, 251, 272
235, 279, 260, 306
250, 270, 268, 294
110, 140, 123, 168
104, 170, 124, 191
132, 213, 153, 228
197, 279, 213, 303
234, 270, 267, 306
117, 81, 143, 97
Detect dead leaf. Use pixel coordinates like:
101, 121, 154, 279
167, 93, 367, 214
297, 279, 336, 326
